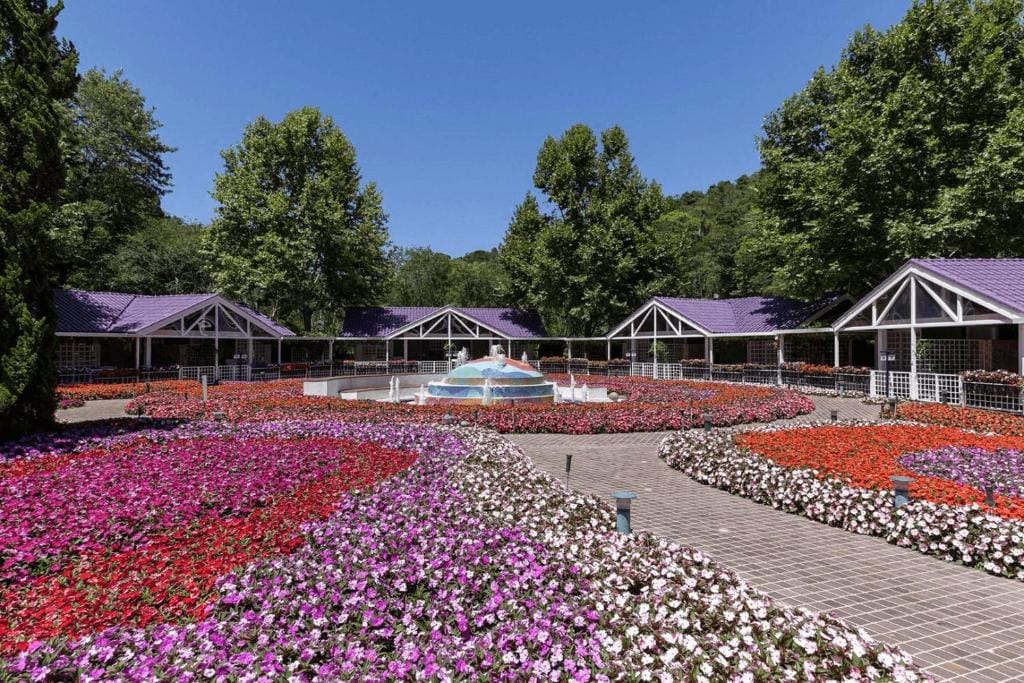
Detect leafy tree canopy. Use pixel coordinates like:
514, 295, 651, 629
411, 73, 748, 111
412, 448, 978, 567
104, 216, 212, 295
206, 107, 390, 333
387, 247, 508, 307
750, 0, 1024, 299
499, 124, 668, 336
655, 174, 760, 299
51, 67, 174, 288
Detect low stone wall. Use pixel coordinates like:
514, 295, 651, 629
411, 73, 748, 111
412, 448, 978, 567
303, 373, 445, 397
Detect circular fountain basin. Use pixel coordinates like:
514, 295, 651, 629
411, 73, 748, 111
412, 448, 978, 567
427, 357, 555, 405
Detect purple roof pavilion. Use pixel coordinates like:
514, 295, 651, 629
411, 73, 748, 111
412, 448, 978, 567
650, 294, 841, 335
341, 306, 548, 338
54, 289, 294, 337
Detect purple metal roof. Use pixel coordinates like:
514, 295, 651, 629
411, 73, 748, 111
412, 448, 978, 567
653, 294, 836, 334
911, 259, 1024, 316
54, 289, 294, 336
340, 306, 548, 338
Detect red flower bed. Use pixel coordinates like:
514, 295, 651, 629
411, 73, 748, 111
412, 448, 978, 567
899, 401, 1024, 437
0, 432, 414, 652
57, 380, 194, 402
738, 424, 1024, 518
123, 377, 814, 434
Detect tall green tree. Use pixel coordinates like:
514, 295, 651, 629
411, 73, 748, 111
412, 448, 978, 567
750, 0, 1024, 299
104, 216, 212, 295
0, 0, 78, 438
387, 247, 509, 307
499, 125, 667, 335
447, 249, 507, 307
51, 67, 173, 287
656, 174, 760, 298
387, 247, 452, 307
207, 107, 390, 333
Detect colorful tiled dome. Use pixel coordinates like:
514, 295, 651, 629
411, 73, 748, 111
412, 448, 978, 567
427, 357, 555, 405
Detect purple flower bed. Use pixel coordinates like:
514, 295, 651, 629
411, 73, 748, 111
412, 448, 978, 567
899, 446, 1024, 499
4, 422, 923, 680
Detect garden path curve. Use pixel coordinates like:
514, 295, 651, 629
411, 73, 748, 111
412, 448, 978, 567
511, 396, 1024, 683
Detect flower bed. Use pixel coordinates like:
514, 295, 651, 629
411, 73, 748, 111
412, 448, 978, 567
123, 376, 815, 434
57, 380, 193, 402
0, 423, 416, 649
660, 424, 1024, 580
3, 422, 922, 680
899, 402, 1024, 437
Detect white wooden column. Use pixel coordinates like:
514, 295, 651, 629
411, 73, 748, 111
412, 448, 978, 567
135, 337, 141, 369
708, 337, 715, 365
144, 337, 152, 367
403, 339, 408, 360
277, 338, 282, 364
652, 310, 658, 377
833, 332, 840, 367
214, 307, 220, 370
1018, 324, 1024, 376
606, 338, 611, 361
567, 340, 573, 359
776, 334, 784, 385
248, 338, 254, 364
328, 339, 334, 363
909, 278, 918, 398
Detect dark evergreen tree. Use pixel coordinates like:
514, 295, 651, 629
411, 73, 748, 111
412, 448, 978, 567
0, 0, 79, 438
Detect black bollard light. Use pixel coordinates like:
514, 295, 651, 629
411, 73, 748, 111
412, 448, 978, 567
830, 408, 839, 423
565, 453, 572, 488
703, 409, 712, 432
985, 483, 995, 507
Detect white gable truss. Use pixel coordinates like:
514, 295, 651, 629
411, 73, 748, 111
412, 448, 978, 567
835, 263, 1020, 332
140, 296, 286, 339
607, 300, 709, 340
386, 307, 516, 341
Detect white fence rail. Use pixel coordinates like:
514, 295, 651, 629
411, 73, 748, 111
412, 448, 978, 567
64, 358, 1024, 416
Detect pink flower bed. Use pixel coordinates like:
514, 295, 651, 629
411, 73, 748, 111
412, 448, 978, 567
123, 377, 814, 434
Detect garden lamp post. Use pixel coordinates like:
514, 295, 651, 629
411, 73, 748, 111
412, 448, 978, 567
703, 409, 713, 432
565, 453, 572, 488
612, 491, 637, 534
830, 408, 839, 423
891, 476, 913, 508
985, 483, 995, 507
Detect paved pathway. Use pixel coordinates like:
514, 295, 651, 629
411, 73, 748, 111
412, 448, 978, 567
56, 399, 130, 423
512, 397, 1024, 683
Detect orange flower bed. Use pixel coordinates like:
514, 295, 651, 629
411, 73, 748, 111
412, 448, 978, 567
899, 402, 1024, 437
738, 424, 1024, 518
57, 381, 194, 402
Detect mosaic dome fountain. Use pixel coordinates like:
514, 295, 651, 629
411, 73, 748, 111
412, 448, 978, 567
426, 351, 555, 405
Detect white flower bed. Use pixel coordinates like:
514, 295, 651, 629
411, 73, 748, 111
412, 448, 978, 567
456, 428, 924, 680
659, 423, 1024, 582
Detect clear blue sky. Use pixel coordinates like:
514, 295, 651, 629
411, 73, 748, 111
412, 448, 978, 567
59, 1, 906, 255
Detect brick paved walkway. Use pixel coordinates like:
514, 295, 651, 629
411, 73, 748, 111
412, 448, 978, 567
512, 396, 1024, 682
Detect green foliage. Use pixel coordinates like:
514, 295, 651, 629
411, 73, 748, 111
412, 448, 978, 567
499, 124, 668, 335
0, 0, 79, 439
655, 174, 760, 298
104, 216, 212, 294
387, 247, 508, 307
206, 107, 390, 333
751, 0, 1024, 299
387, 247, 453, 307
51, 67, 173, 288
